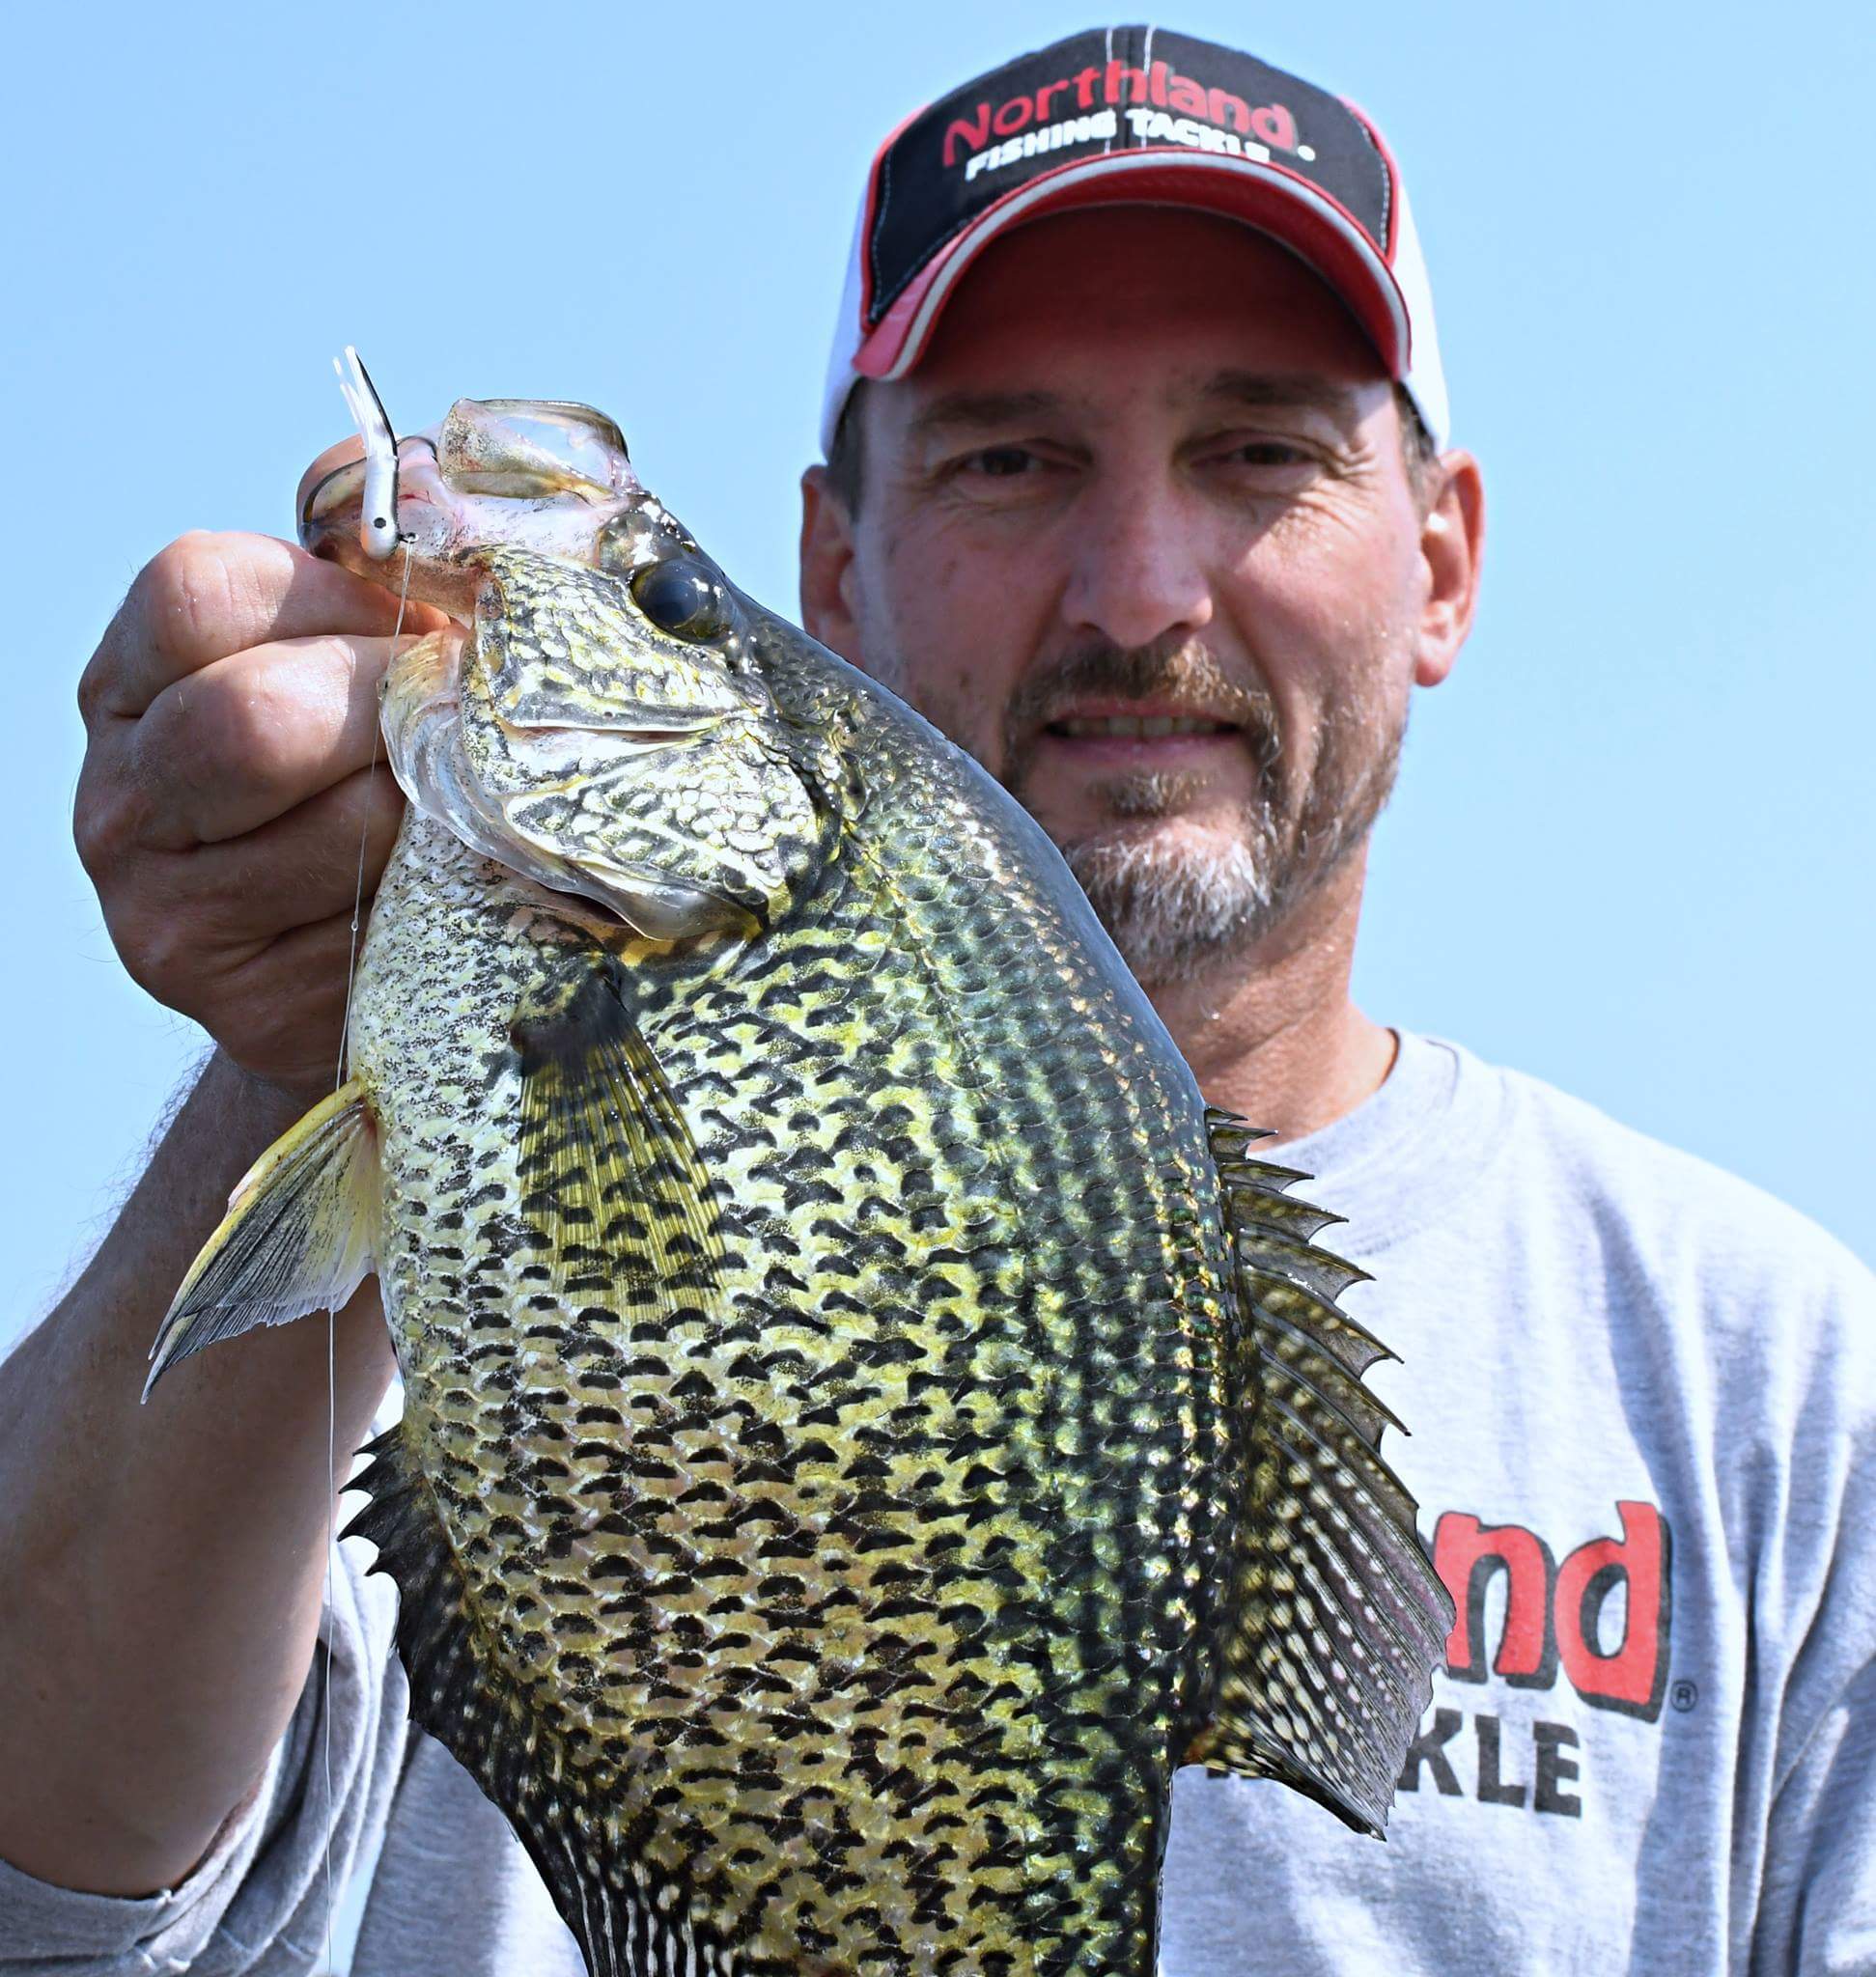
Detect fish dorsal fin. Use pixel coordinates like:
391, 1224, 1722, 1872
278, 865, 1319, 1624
345, 1428, 740, 1977
144, 1077, 378, 1397
509, 951, 723, 1318
1190, 1107, 1455, 1834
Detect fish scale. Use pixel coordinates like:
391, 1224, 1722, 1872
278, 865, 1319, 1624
149, 393, 1454, 1976
352, 780, 1226, 1964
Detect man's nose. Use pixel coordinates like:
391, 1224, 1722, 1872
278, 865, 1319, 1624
1059, 476, 1214, 652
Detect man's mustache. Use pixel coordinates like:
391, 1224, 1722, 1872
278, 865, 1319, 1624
1000, 637, 1284, 788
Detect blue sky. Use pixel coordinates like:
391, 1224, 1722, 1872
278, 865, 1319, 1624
4, 0, 1872, 1366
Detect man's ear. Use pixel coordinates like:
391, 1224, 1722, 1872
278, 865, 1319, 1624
799, 465, 862, 662
1413, 450, 1486, 688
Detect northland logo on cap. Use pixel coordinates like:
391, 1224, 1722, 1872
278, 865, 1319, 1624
821, 26, 1449, 455
938, 52, 1323, 190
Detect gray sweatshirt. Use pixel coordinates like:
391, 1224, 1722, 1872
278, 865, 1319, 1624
5, 1035, 1872, 1973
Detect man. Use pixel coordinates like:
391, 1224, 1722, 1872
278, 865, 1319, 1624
2, 24, 1870, 1974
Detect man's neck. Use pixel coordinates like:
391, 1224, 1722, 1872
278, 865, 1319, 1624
1143, 849, 1394, 1143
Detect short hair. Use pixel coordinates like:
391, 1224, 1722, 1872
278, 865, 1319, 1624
824, 377, 1440, 516
824, 380, 870, 516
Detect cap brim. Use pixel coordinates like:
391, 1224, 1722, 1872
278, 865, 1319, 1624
853, 150, 1414, 386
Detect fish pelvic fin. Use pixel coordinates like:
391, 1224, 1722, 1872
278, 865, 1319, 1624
346, 1425, 742, 1977
143, 1077, 378, 1398
511, 951, 723, 1317
1191, 1108, 1456, 1837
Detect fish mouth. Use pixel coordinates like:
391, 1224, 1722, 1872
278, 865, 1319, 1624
298, 391, 645, 600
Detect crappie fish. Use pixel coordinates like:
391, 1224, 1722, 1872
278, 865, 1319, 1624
147, 385, 1453, 1976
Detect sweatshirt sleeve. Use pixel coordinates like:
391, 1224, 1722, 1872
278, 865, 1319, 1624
0, 1535, 405, 1976
1747, 1251, 1876, 1975
1754, 1661, 1876, 1974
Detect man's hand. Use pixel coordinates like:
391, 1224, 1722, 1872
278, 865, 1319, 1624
73, 530, 451, 1097
0, 531, 435, 1892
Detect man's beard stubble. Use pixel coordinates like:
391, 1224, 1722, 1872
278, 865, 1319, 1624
998, 637, 1407, 988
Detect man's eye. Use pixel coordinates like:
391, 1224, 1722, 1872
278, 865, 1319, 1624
1225, 441, 1310, 467
963, 446, 1038, 478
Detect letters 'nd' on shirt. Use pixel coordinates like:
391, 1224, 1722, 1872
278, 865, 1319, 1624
2, 1035, 1871, 1975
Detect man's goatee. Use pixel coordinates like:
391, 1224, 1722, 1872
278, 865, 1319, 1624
1001, 635, 1408, 986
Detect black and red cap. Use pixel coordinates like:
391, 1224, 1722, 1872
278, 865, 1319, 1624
822, 26, 1448, 451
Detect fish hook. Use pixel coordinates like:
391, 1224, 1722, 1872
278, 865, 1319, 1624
332, 346, 403, 561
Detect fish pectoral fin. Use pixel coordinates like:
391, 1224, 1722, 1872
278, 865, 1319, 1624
143, 1076, 379, 1398
511, 952, 721, 1309
1190, 1108, 1456, 1837
346, 1425, 732, 1977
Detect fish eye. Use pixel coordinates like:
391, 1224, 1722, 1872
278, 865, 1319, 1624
630, 557, 730, 642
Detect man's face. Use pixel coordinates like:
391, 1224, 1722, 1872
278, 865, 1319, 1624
803, 208, 1468, 986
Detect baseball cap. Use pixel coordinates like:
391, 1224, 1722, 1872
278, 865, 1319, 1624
821, 26, 1449, 455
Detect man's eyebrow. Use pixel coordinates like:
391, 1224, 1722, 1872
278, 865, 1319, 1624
905, 389, 1067, 441
1193, 371, 1366, 420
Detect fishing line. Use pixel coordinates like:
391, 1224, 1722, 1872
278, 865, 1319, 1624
336, 555, 406, 1084
321, 528, 412, 1974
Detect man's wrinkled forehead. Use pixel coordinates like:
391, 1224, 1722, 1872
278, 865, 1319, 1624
900, 370, 1380, 448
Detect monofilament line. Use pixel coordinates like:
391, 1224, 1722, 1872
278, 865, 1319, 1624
321, 543, 412, 1974
336, 547, 407, 1085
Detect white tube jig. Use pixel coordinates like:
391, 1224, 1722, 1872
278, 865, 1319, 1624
333, 347, 402, 560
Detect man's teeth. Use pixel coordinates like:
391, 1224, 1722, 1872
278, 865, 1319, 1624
1054, 715, 1228, 739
